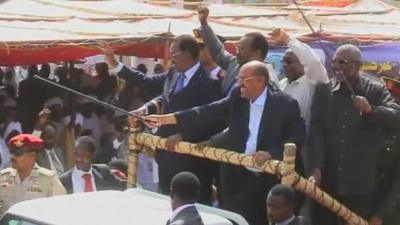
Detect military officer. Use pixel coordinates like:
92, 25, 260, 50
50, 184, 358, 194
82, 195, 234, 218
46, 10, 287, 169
369, 76, 400, 225
0, 134, 66, 215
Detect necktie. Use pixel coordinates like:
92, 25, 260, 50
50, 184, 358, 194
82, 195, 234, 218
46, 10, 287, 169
174, 73, 186, 94
49, 150, 64, 176
82, 173, 94, 192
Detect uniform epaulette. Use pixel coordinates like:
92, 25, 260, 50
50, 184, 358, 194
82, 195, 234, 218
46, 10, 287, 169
0, 168, 12, 175
37, 167, 56, 177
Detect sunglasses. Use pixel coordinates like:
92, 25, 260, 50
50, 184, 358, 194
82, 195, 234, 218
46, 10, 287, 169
10, 148, 37, 156
332, 59, 359, 65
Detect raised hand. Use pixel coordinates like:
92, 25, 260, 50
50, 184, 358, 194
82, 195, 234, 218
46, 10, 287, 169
269, 28, 290, 45
98, 41, 119, 68
197, 6, 210, 27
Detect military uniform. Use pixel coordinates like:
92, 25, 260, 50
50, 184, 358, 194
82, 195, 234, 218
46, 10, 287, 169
0, 164, 66, 215
0, 133, 67, 215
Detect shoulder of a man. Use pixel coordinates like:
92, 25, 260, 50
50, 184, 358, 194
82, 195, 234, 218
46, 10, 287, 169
0, 168, 12, 176
37, 166, 56, 177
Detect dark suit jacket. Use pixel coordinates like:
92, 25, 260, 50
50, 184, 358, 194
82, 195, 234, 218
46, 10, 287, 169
168, 206, 204, 225
176, 84, 305, 178
117, 65, 222, 204
309, 77, 400, 195
36, 147, 65, 172
60, 164, 125, 194
176, 85, 305, 225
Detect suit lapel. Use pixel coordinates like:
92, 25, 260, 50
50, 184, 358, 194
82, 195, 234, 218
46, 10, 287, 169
238, 97, 250, 152
37, 151, 51, 170
222, 64, 239, 94
63, 170, 73, 194
92, 166, 104, 190
257, 86, 274, 147
164, 69, 179, 102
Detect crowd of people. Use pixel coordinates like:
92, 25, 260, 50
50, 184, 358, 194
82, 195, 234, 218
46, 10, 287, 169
1, 6, 400, 225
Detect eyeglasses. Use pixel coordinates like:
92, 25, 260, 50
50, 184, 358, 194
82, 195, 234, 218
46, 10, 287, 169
236, 46, 250, 53
238, 76, 258, 83
332, 59, 359, 65
10, 148, 36, 156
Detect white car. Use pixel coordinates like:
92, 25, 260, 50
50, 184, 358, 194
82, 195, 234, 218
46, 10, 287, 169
0, 188, 248, 225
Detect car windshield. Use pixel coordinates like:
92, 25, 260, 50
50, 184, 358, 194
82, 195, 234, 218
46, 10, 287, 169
0, 214, 50, 225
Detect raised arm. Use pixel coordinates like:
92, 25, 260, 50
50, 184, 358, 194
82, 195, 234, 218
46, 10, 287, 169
99, 42, 165, 91
197, 6, 236, 70
270, 29, 328, 83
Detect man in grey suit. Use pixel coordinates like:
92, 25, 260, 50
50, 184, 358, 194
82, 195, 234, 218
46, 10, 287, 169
167, 171, 204, 225
196, 6, 278, 96
36, 124, 64, 176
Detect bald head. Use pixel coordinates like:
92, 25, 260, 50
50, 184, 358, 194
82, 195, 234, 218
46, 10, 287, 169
240, 60, 270, 82
238, 60, 269, 101
336, 44, 363, 63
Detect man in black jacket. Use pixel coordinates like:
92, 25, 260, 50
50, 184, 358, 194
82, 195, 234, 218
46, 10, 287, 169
167, 171, 204, 225
144, 60, 305, 225
60, 136, 124, 194
308, 44, 400, 225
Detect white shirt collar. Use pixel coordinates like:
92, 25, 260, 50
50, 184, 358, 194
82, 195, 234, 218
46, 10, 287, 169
251, 86, 268, 106
276, 215, 295, 225
169, 204, 195, 222
181, 62, 200, 83
73, 165, 94, 177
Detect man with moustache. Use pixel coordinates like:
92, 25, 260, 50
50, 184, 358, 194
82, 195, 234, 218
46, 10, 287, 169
0, 134, 66, 215
144, 61, 305, 225
308, 44, 400, 225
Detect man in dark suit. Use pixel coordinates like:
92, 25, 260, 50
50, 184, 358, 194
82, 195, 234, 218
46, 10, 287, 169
60, 136, 124, 194
36, 124, 65, 177
145, 60, 306, 225
308, 44, 400, 225
167, 171, 204, 225
267, 184, 310, 225
101, 35, 222, 204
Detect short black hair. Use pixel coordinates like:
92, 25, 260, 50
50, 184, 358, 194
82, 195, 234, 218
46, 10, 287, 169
268, 184, 295, 207
245, 32, 269, 59
171, 171, 200, 203
75, 136, 96, 154
174, 35, 199, 60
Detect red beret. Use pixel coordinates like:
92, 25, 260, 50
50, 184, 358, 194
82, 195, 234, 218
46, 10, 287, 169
8, 134, 44, 151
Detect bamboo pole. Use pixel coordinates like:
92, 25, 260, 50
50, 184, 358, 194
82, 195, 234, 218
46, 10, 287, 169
126, 127, 141, 188
129, 131, 369, 225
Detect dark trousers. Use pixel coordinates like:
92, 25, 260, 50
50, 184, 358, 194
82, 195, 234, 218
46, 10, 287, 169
219, 170, 279, 225
311, 194, 372, 225
157, 151, 215, 205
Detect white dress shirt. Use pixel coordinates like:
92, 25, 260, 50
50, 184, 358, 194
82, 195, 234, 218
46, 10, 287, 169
245, 86, 268, 155
71, 166, 97, 193
279, 37, 328, 128
180, 62, 200, 87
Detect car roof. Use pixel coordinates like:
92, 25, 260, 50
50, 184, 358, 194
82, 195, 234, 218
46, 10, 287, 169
3, 188, 248, 225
